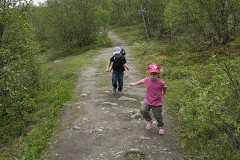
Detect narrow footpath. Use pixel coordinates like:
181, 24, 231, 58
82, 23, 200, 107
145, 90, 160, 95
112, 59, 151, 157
46, 32, 181, 160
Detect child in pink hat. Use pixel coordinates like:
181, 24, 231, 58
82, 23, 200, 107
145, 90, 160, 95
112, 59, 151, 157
129, 63, 167, 135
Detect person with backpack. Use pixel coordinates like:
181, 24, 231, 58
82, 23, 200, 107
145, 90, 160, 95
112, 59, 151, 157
106, 46, 129, 94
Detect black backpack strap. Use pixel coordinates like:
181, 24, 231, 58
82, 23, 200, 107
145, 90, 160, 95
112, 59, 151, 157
121, 56, 129, 71
110, 56, 115, 72
123, 64, 129, 71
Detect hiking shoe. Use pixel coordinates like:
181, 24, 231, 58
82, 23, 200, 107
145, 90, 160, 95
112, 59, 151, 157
158, 127, 164, 135
112, 88, 116, 93
146, 120, 153, 129
118, 90, 122, 95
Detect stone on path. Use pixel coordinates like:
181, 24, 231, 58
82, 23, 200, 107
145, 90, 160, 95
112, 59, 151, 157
72, 126, 81, 130
118, 96, 137, 101
126, 148, 144, 160
101, 102, 118, 106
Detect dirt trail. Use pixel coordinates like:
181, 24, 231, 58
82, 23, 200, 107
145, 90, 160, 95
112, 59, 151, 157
46, 32, 181, 160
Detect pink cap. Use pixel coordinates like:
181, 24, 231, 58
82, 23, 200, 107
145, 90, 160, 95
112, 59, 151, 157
147, 63, 160, 73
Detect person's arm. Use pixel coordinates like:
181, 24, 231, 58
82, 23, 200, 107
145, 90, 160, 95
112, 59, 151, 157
162, 88, 167, 95
106, 61, 112, 72
129, 80, 143, 87
124, 63, 129, 78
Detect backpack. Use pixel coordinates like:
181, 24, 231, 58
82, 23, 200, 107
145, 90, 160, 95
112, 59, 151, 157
121, 48, 126, 56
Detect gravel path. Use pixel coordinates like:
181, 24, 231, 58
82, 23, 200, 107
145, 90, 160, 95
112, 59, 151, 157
46, 32, 181, 160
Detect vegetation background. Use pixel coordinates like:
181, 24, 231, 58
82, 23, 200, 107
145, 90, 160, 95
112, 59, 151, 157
0, 0, 239, 159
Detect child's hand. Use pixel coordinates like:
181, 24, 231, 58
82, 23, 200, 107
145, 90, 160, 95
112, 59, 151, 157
129, 83, 135, 87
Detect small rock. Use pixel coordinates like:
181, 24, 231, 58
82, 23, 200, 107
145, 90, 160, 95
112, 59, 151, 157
116, 151, 123, 155
96, 129, 103, 132
54, 60, 62, 63
101, 102, 118, 106
131, 113, 142, 119
139, 136, 151, 140
72, 126, 81, 130
118, 96, 137, 101
127, 111, 134, 114
83, 118, 89, 121
129, 148, 141, 152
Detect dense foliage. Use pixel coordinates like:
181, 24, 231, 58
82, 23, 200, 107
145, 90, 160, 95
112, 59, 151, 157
178, 53, 240, 159
31, 0, 240, 50
0, 4, 41, 145
164, 0, 240, 49
31, 0, 111, 49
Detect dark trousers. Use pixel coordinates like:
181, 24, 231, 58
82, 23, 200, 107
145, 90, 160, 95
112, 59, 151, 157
112, 71, 124, 91
140, 101, 164, 127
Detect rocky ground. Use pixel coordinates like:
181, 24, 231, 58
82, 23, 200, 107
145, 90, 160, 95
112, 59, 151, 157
45, 32, 181, 160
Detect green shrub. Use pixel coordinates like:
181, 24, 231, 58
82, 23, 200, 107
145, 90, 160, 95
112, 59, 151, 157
0, 7, 41, 145
179, 66, 240, 159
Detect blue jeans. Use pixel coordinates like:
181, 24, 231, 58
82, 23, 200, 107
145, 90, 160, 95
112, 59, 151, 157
112, 71, 124, 91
